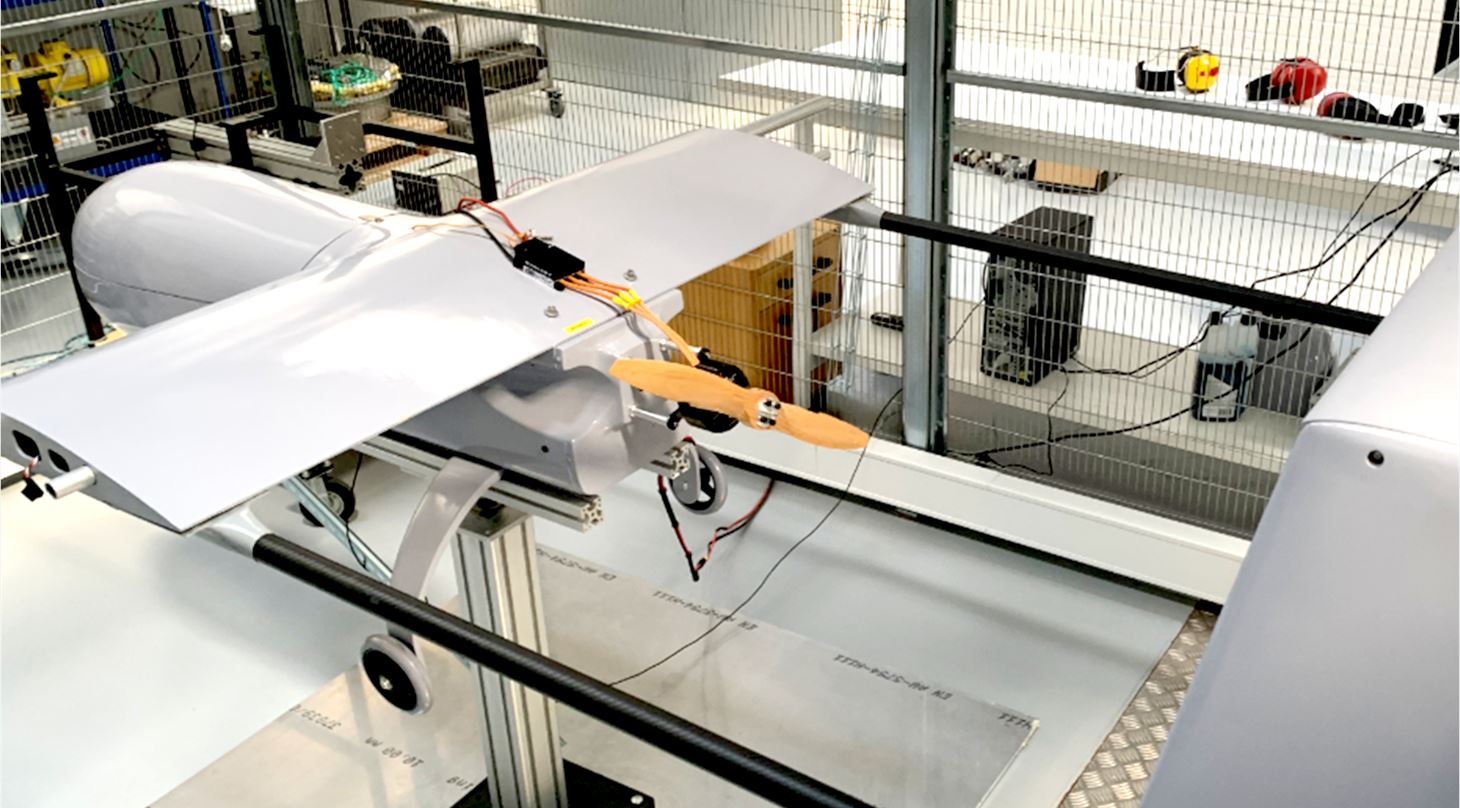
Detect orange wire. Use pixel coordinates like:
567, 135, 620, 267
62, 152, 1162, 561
457, 197, 523, 239
574, 277, 629, 295
630, 302, 698, 367
560, 276, 699, 366
577, 272, 630, 292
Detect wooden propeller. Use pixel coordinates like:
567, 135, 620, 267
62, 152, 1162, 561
609, 358, 869, 450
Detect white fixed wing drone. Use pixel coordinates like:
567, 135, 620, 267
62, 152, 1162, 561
1, 129, 874, 534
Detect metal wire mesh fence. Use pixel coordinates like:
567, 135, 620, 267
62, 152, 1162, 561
3, 0, 1450, 536
950, 0, 1458, 105
934, 0, 1458, 533
1, 0, 275, 367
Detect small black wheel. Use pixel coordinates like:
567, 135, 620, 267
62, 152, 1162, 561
303, 478, 356, 527
547, 89, 566, 118
360, 634, 432, 713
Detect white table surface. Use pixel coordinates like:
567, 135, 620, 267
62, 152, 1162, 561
1, 456, 1190, 808
721, 35, 1460, 192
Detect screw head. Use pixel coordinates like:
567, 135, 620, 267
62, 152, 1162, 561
623, 269, 638, 282
544, 306, 559, 318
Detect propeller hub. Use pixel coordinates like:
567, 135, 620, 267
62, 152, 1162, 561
754, 397, 782, 428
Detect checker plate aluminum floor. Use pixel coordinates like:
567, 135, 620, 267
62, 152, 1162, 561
1061, 610, 1218, 808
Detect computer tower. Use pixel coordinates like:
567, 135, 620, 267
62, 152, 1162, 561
979, 207, 1095, 386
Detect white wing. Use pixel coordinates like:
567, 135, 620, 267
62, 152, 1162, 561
1, 129, 870, 531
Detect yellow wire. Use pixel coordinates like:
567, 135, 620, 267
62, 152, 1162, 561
561, 275, 699, 366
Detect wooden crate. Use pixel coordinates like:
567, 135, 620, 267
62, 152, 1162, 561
671, 221, 842, 405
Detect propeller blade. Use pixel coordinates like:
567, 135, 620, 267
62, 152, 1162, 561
774, 403, 870, 450
610, 358, 870, 450
609, 358, 761, 421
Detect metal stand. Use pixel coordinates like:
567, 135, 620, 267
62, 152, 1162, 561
900, 0, 955, 452
375, 457, 566, 808
454, 505, 567, 808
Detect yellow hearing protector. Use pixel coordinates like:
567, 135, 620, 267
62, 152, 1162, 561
1135, 47, 1220, 94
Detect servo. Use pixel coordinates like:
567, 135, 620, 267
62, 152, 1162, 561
513, 237, 584, 283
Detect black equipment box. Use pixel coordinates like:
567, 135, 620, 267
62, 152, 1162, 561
979, 207, 1095, 385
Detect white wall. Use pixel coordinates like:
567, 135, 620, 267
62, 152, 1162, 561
850, 0, 1452, 102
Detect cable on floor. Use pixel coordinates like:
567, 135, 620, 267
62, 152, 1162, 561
608, 389, 902, 688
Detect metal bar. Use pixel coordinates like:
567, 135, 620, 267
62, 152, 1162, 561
160, 6, 198, 116
253, 3, 314, 143
94, 1, 129, 101
361, 122, 475, 152
18, 75, 107, 343
247, 533, 874, 808
337, 0, 357, 53
1, 0, 193, 38
791, 116, 816, 407
878, 211, 1384, 335
197, 1, 232, 118
221, 117, 255, 169
220, 8, 249, 111
455, 507, 568, 808
360, 434, 604, 532
737, 97, 835, 136
947, 69, 1460, 151
458, 59, 498, 202
66, 139, 161, 172
383, 0, 903, 75
57, 167, 104, 191
900, 0, 955, 453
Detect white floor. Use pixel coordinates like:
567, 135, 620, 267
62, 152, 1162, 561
1, 455, 1190, 808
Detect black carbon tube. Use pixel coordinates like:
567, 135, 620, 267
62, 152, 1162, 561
251, 534, 873, 808
879, 210, 1383, 335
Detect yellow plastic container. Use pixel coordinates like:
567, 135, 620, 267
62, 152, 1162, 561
27, 40, 110, 96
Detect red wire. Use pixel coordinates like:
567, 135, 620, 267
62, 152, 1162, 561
504, 176, 549, 197
697, 479, 774, 572
457, 197, 524, 238
655, 454, 777, 580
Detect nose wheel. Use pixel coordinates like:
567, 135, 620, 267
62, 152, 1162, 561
299, 462, 356, 527
361, 633, 432, 714
671, 441, 727, 514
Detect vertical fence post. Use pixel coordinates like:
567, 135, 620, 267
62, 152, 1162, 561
458, 59, 499, 202
791, 116, 817, 407
161, 6, 198, 116
255, 0, 315, 142
900, 0, 955, 452
18, 75, 107, 343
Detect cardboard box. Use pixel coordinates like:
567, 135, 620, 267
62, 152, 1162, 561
1032, 160, 1116, 193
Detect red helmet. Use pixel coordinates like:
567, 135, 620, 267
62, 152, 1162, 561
1270, 58, 1328, 104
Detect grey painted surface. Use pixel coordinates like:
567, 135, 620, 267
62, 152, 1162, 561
1143, 241, 1459, 807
